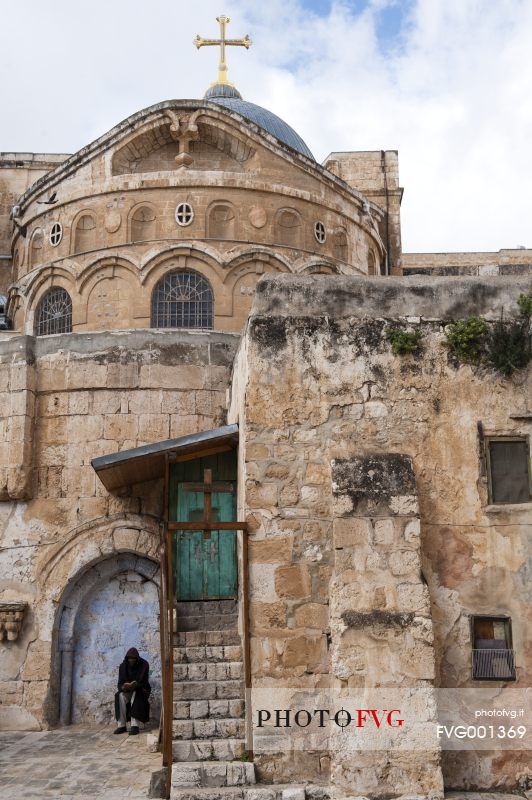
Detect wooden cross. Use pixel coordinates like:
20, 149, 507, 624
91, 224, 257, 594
194, 15, 252, 87
180, 468, 235, 538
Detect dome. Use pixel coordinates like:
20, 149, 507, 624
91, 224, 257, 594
204, 83, 314, 160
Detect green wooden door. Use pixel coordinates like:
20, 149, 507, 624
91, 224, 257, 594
169, 452, 237, 601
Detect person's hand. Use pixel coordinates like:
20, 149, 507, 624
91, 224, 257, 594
122, 682, 132, 690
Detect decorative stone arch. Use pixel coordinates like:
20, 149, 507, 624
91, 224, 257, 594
29, 228, 44, 268
301, 263, 339, 275
206, 200, 237, 240
224, 247, 292, 278
128, 202, 157, 242
140, 245, 224, 289
51, 553, 160, 726
25, 269, 77, 336
76, 257, 141, 328
211, 252, 288, 319
71, 210, 98, 255
151, 268, 214, 330
76, 255, 139, 295
41, 514, 162, 726
293, 256, 339, 275
274, 207, 303, 249
141, 250, 223, 324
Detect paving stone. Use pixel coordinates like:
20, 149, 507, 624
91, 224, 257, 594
0, 727, 161, 799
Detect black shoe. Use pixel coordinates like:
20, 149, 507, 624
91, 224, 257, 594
129, 726, 139, 736
113, 726, 127, 734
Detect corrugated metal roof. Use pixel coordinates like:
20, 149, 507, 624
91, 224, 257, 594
91, 424, 239, 491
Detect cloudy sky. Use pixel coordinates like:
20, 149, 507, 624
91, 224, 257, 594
2, 0, 531, 252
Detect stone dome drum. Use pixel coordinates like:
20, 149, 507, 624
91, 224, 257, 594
204, 83, 314, 160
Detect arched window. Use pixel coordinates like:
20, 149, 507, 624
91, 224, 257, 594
333, 229, 348, 262
151, 271, 213, 329
30, 230, 44, 267
35, 287, 72, 336
208, 203, 235, 240
130, 206, 156, 241
73, 213, 96, 253
275, 209, 302, 248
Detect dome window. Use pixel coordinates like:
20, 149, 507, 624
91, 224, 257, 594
50, 222, 63, 247
175, 202, 194, 227
314, 221, 326, 244
35, 287, 72, 336
151, 271, 213, 330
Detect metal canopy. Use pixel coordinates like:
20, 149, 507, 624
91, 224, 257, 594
91, 424, 239, 491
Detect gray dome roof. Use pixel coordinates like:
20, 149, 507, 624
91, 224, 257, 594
204, 83, 314, 161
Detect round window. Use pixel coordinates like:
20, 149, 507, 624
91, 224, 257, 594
314, 221, 326, 244
175, 203, 194, 227
50, 222, 63, 246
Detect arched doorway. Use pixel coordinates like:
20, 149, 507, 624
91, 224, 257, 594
54, 553, 161, 727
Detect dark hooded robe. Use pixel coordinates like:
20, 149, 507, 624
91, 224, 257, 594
114, 647, 151, 724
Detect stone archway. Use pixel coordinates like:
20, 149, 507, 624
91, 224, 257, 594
54, 553, 161, 726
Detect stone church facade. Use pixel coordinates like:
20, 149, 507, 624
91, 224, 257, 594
0, 32, 530, 800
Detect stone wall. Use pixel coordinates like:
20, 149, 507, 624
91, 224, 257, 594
323, 150, 403, 275
230, 273, 531, 794
403, 248, 532, 277
0, 327, 238, 729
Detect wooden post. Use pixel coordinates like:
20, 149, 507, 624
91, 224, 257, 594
241, 516, 254, 760
162, 454, 173, 800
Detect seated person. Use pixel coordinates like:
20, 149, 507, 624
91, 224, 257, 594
114, 647, 151, 735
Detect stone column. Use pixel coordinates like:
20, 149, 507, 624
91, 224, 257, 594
59, 637, 75, 726
329, 454, 443, 799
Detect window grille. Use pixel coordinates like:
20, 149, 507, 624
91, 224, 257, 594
486, 437, 531, 504
314, 221, 326, 243
471, 616, 516, 681
50, 222, 63, 246
35, 288, 72, 336
151, 271, 213, 329
175, 203, 194, 227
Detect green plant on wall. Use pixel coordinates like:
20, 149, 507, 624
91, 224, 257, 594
445, 316, 487, 363
517, 292, 532, 318
386, 327, 423, 355
485, 293, 532, 376
445, 293, 532, 376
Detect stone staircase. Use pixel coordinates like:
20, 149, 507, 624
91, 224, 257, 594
170, 601, 308, 800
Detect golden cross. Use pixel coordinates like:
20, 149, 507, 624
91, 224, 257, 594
194, 15, 252, 87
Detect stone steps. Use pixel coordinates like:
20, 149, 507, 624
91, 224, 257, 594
170, 785, 308, 800
172, 737, 246, 762
173, 717, 246, 740
174, 600, 238, 633
174, 630, 241, 647
171, 760, 256, 787
174, 644, 243, 663
174, 699, 245, 720
174, 679, 244, 701
174, 661, 244, 682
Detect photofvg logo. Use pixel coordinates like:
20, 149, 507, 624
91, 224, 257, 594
247, 688, 530, 753
257, 708, 404, 730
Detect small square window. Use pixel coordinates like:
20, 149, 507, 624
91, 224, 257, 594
471, 616, 515, 680
486, 437, 531, 505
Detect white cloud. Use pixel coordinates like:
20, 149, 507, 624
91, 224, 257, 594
1, 0, 531, 252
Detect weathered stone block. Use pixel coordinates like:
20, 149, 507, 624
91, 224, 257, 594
294, 602, 328, 630
274, 565, 311, 599
250, 601, 287, 630
333, 517, 371, 548
248, 536, 293, 563
389, 550, 420, 576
